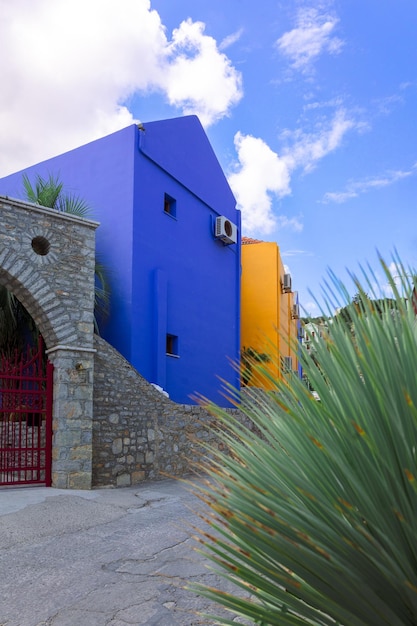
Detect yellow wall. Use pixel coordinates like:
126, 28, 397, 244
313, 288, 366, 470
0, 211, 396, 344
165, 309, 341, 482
241, 241, 298, 388
278, 254, 299, 376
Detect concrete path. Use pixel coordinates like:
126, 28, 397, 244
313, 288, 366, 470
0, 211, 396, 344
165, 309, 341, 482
0, 478, 251, 626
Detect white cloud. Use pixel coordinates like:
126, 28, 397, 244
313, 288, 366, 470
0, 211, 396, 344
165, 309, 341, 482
322, 190, 358, 204
0, 0, 242, 176
322, 165, 417, 204
277, 216, 303, 232
228, 132, 291, 235
164, 20, 243, 126
276, 7, 343, 72
230, 108, 358, 235
375, 94, 404, 116
283, 109, 357, 172
302, 300, 321, 316
303, 96, 344, 112
281, 249, 314, 257
219, 28, 244, 51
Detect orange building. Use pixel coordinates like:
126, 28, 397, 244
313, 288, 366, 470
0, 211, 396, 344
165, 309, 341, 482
241, 237, 300, 389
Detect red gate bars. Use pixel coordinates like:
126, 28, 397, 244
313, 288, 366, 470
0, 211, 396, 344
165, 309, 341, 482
0, 338, 53, 486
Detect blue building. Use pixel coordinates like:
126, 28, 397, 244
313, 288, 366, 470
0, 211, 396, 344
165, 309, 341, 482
0, 116, 241, 405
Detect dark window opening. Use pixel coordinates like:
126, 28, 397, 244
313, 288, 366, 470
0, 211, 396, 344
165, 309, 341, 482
166, 334, 179, 356
164, 193, 176, 217
281, 355, 292, 373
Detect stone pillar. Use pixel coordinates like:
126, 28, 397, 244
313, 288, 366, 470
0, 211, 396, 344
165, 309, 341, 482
46, 345, 96, 489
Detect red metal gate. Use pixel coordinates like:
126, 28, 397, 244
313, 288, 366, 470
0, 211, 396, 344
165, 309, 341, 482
0, 338, 53, 486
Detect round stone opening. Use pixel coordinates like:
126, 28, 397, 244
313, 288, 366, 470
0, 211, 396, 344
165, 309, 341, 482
31, 236, 51, 256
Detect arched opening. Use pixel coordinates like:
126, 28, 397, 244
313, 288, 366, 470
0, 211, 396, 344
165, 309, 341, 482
0, 270, 58, 352
0, 286, 42, 357
0, 285, 53, 486
0, 197, 98, 489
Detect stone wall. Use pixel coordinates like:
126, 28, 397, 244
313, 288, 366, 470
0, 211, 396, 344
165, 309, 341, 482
0, 196, 97, 488
93, 335, 244, 487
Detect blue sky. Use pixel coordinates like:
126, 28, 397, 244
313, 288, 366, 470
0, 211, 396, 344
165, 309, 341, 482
1, 0, 417, 313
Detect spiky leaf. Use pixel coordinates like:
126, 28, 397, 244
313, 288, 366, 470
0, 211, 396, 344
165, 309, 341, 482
190, 256, 417, 626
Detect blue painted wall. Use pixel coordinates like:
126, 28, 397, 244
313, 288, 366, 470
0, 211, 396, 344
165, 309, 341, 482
0, 116, 241, 406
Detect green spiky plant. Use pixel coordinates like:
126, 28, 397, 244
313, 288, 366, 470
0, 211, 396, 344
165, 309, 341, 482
22, 172, 110, 328
0, 286, 37, 356
241, 346, 271, 386
190, 256, 417, 626
23, 172, 91, 217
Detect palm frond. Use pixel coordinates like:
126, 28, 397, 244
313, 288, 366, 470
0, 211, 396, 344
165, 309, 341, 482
56, 192, 91, 217
22, 173, 38, 204
22, 173, 63, 209
93, 257, 111, 334
0, 286, 39, 354
22, 172, 91, 217
190, 256, 417, 626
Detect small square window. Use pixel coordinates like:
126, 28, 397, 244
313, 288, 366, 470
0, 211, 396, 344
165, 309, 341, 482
166, 334, 179, 356
164, 193, 176, 217
281, 355, 292, 373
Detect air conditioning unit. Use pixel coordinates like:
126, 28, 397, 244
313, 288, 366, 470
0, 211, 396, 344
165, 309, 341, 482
282, 273, 292, 293
292, 303, 300, 319
215, 216, 237, 245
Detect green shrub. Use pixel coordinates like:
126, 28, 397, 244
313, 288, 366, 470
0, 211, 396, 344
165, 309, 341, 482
191, 257, 417, 625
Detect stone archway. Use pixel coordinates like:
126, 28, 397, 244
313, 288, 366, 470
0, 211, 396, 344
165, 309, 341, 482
0, 196, 98, 488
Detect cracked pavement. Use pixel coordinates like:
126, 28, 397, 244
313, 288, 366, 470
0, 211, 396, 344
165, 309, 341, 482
0, 477, 252, 625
